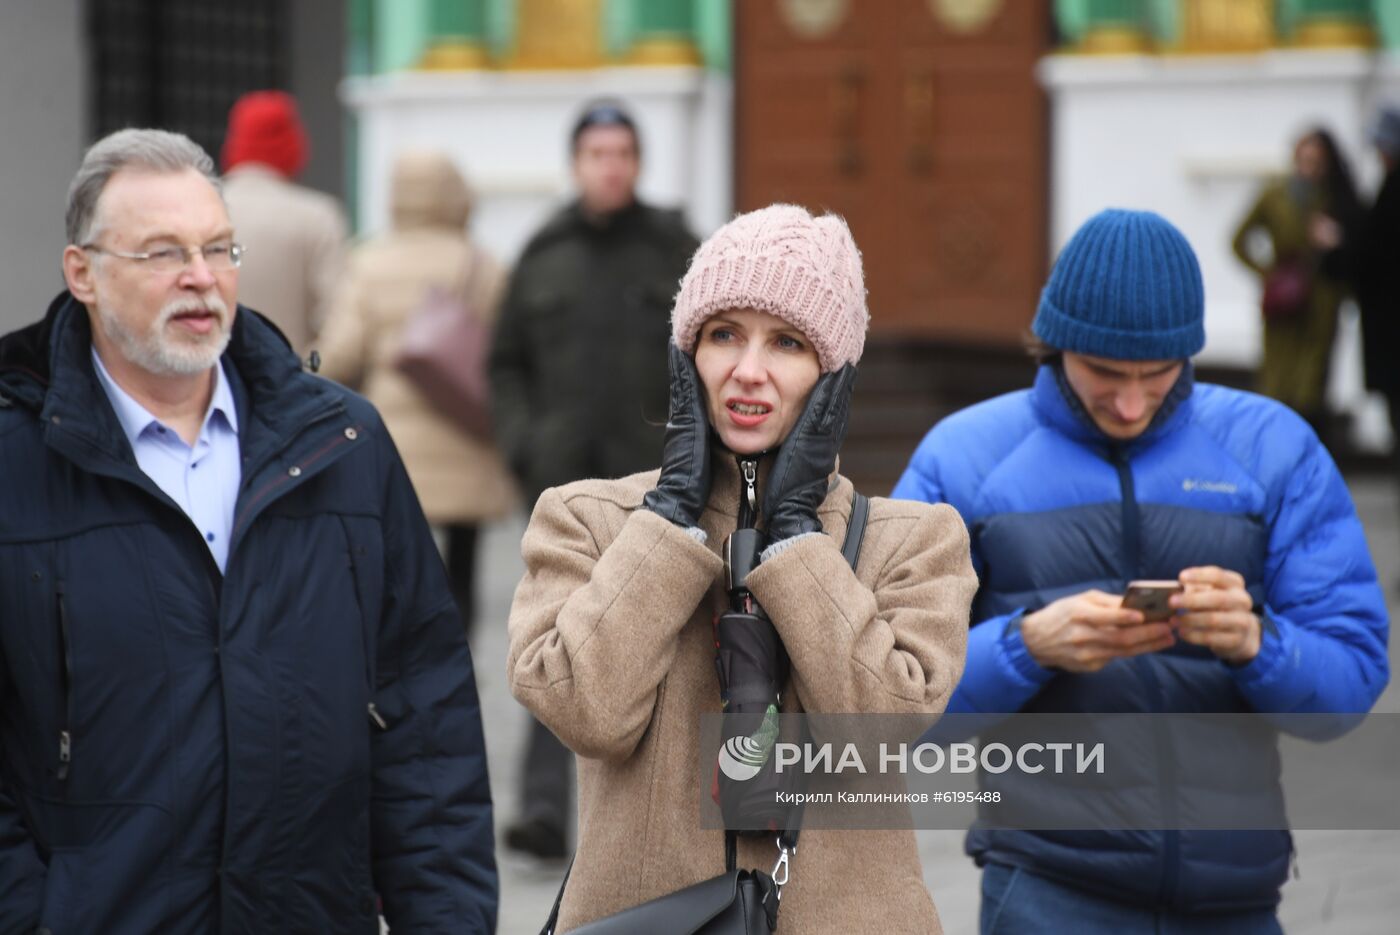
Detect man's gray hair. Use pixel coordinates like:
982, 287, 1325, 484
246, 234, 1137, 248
65, 128, 221, 246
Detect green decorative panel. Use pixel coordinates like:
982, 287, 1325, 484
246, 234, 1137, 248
373, 0, 429, 72
1145, 0, 1179, 45
611, 0, 729, 69
635, 0, 694, 34
1376, 0, 1400, 48
1280, 0, 1376, 43
1057, 0, 1152, 41
1281, 0, 1371, 29
428, 0, 487, 38
695, 0, 731, 71
348, 0, 375, 74
1084, 0, 1146, 26
485, 0, 515, 56
1294, 0, 1371, 16
604, 0, 632, 56
1055, 0, 1090, 43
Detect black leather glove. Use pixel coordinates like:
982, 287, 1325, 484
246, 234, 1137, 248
762, 364, 858, 543
642, 343, 713, 528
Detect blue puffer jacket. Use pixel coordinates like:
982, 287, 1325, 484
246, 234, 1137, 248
892, 363, 1388, 913
0, 294, 497, 933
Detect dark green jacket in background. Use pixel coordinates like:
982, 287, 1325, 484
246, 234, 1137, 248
489, 199, 699, 504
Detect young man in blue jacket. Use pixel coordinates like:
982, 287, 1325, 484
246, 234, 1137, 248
0, 129, 496, 933
893, 209, 1389, 933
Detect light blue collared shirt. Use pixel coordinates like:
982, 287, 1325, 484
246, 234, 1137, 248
91, 350, 242, 572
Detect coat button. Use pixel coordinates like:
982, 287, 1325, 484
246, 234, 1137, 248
288, 466, 302, 477
344, 427, 358, 440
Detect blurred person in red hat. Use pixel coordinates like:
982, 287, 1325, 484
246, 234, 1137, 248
221, 90, 347, 357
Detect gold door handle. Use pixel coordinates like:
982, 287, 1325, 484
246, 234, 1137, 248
905, 69, 935, 174
832, 66, 865, 176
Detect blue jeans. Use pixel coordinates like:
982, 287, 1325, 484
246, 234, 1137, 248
980, 863, 1283, 935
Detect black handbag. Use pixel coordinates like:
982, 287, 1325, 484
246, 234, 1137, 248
543, 831, 786, 935
540, 493, 870, 935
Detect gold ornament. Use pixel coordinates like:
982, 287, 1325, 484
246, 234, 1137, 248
1178, 0, 1274, 53
778, 0, 851, 40
508, 0, 606, 69
929, 0, 1004, 35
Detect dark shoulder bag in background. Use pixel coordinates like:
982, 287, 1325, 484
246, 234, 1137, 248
393, 249, 494, 440
1261, 254, 1313, 322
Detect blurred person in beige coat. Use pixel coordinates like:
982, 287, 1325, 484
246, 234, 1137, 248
507, 204, 976, 933
319, 150, 515, 636
220, 91, 347, 356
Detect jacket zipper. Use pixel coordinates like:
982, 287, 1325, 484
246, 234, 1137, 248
1109, 446, 1140, 581
55, 580, 73, 782
1112, 445, 1180, 908
342, 537, 384, 731
732, 457, 762, 619
739, 457, 759, 530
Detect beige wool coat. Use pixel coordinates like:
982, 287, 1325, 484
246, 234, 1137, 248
223, 164, 347, 356
317, 153, 515, 525
507, 455, 977, 933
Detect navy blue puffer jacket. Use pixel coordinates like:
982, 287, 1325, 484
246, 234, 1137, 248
0, 294, 496, 933
892, 363, 1388, 913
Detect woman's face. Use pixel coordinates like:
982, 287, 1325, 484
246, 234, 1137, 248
1294, 136, 1326, 183
694, 308, 822, 456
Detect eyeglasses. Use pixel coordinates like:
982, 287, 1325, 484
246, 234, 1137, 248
81, 241, 245, 274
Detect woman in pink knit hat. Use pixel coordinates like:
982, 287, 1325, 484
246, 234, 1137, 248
507, 204, 976, 933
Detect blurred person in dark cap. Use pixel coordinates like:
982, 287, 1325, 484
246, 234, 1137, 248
489, 99, 699, 860
222, 90, 347, 357
1355, 106, 1400, 529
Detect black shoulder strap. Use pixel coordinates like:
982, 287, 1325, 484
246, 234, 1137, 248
542, 857, 572, 935
541, 488, 872, 934
841, 490, 869, 572
781, 490, 868, 854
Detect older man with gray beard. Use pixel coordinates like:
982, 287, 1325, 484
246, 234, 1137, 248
0, 129, 497, 932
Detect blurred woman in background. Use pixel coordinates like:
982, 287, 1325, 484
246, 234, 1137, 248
318, 151, 515, 636
1232, 127, 1361, 440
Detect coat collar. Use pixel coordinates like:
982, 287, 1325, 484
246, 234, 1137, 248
563, 197, 651, 237
1030, 359, 1196, 453
0, 291, 344, 468
697, 443, 850, 544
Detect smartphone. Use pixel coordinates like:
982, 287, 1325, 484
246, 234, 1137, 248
1121, 580, 1183, 622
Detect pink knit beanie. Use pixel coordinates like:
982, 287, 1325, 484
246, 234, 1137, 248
671, 204, 868, 372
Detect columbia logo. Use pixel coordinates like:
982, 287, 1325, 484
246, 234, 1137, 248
1182, 479, 1238, 494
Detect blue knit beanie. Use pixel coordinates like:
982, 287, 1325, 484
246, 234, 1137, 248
1032, 208, 1204, 361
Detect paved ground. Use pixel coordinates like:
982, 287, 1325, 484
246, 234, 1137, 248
464, 475, 1400, 935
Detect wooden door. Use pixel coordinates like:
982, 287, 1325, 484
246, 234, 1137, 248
735, 0, 1051, 345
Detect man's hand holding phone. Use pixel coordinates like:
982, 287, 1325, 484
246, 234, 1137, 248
1021, 590, 1177, 673
1170, 565, 1261, 664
